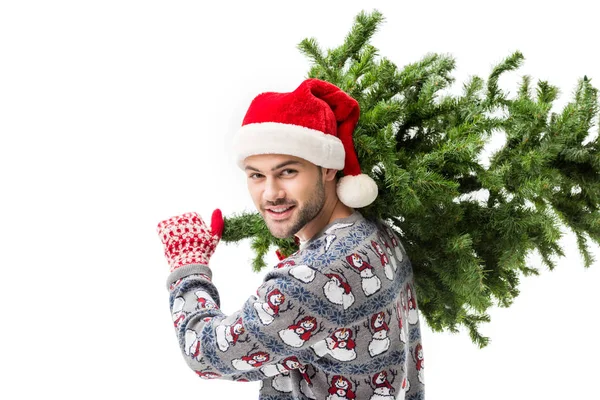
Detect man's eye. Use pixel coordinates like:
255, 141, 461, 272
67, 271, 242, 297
281, 169, 297, 176
249, 173, 264, 179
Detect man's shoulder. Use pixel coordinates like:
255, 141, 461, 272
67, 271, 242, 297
305, 212, 375, 247
271, 213, 408, 275
293, 214, 394, 266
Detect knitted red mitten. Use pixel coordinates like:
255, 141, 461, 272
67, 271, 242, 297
157, 210, 224, 272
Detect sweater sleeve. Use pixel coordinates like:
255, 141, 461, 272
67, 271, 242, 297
166, 261, 341, 381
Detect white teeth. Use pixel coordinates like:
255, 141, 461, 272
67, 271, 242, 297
270, 206, 291, 213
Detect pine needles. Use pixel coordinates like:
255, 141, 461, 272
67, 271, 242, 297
221, 10, 599, 347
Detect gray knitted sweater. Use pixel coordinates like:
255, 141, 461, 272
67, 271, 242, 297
167, 211, 425, 399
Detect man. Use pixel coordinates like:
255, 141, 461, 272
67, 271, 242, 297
157, 79, 425, 399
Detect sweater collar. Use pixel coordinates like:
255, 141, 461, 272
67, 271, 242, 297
299, 210, 364, 251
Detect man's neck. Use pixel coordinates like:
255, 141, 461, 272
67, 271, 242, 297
295, 198, 354, 243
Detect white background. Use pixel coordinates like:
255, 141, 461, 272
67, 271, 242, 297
1, 1, 599, 399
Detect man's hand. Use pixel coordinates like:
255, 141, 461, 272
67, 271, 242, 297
157, 210, 224, 272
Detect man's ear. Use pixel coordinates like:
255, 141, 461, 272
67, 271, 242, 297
323, 168, 338, 182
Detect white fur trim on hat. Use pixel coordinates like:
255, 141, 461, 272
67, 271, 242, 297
337, 173, 379, 208
233, 122, 345, 169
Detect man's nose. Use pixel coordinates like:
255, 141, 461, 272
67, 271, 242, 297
263, 177, 285, 202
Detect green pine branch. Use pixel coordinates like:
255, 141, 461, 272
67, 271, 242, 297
221, 10, 599, 348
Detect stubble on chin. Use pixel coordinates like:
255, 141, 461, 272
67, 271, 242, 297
266, 220, 295, 239
262, 209, 301, 239
265, 194, 325, 239
261, 172, 326, 240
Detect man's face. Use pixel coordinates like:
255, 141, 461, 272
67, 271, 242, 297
244, 154, 325, 239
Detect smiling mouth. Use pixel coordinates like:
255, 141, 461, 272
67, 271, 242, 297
264, 205, 296, 220
268, 206, 293, 213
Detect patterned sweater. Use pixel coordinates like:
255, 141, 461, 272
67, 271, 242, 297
167, 211, 425, 400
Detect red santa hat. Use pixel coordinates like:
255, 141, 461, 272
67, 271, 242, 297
233, 78, 378, 208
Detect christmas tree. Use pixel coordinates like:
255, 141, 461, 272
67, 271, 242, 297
221, 10, 599, 347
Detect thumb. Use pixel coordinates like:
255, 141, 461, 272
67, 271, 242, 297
210, 208, 224, 238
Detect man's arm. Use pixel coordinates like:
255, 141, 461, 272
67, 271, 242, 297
159, 212, 340, 381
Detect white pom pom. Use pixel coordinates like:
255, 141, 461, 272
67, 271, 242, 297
337, 174, 378, 208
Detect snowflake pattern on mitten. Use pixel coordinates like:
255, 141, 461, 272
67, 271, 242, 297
157, 212, 221, 271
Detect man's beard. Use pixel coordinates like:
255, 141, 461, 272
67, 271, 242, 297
263, 177, 325, 239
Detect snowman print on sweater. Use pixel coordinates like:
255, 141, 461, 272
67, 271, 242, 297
275, 259, 296, 270
365, 370, 399, 400
323, 269, 355, 309
323, 222, 356, 252
231, 343, 271, 371
253, 287, 293, 325
266, 367, 294, 393
275, 259, 317, 284
195, 289, 218, 311
194, 366, 221, 380
414, 343, 424, 384
261, 356, 314, 395
381, 238, 398, 274
344, 251, 381, 296
406, 283, 419, 325
261, 357, 296, 393
395, 294, 407, 343
298, 363, 317, 399
171, 296, 187, 329
312, 327, 357, 361
184, 328, 202, 362
370, 240, 394, 281
326, 375, 358, 400
365, 310, 391, 357
278, 308, 323, 348
169, 278, 183, 291
215, 315, 249, 352
397, 376, 411, 400
384, 226, 405, 262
